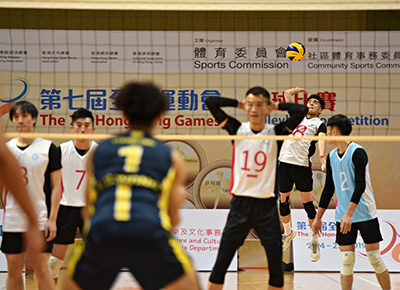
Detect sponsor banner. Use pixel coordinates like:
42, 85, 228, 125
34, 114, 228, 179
0, 30, 399, 74
0, 210, 8, 271
0, 72, 397, 135
173, 209, 237, 271
292, 209, 400, 272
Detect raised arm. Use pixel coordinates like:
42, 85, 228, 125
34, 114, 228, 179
205, 97, 242, 135
274, 102, 308, 135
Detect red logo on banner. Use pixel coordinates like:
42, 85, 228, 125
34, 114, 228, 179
359, 221, 400, 264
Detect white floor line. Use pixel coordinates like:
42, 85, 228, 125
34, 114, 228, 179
357, 276, 380, 287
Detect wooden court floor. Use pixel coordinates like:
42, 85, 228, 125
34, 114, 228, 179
6, 269, 400, 290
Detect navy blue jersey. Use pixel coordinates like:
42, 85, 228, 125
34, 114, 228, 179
89, 130, 176, 241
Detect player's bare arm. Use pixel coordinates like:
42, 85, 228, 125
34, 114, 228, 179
318, 132, 327, 171
169, 150, 188, 228
46, 169, 62, 241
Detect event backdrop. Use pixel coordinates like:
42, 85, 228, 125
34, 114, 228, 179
1, 30, 400, 270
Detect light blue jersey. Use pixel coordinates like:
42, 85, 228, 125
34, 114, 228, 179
329, 142, 377, 223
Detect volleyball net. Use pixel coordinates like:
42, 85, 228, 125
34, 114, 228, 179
1, 5, 400, 213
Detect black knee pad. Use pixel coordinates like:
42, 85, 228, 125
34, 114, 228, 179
279, 197, 291, 217
303, 201, 316, 220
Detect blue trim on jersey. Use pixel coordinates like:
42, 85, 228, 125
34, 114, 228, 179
330, 143, 375, 223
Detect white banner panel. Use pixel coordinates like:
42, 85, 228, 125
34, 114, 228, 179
174, 209, 237, 271
292, 209, 400, 272
0, 30, 399, 74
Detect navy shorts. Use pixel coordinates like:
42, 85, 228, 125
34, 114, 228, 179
68, 221, 193, 290
336, 218, 383, 245
1, 232, 53, 254
53, 205, 84, 244
279, 162, 313, 193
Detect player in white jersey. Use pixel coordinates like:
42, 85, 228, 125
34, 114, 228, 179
48, 108, 98, 283
0, 126, 45, 276
278, 92, 326, 261
205, 87, 308, 290
312, 114, 391, 290
1, 101, 61, 290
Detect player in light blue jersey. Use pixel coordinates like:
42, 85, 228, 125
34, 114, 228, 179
312, 114, 391, 290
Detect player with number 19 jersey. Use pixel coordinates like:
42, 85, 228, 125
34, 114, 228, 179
231, 123, 278, 198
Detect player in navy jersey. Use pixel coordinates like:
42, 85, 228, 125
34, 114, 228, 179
1, 101, 61, 290
205, 87, 308, 290
312, 114, 391, 290
64, 83, 200, 290
48, 108, 98, 284
278, 91, 326, 262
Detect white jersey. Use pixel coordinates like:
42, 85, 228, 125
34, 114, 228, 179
279, 116, 324, 167
60, 140, 98, 207
230, 122, 278, 199
4, 138, 51, 232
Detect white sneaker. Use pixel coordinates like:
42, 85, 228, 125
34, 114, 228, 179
282, 229, 297, 252
310, 241, 321, 262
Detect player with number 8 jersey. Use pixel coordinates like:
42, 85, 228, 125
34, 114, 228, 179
2, 101, 61, 290
278, 93, 327, 262
205, 87, 308, 290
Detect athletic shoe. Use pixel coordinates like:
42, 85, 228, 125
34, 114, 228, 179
310, 241, 321, 262
282, 229, 297, 252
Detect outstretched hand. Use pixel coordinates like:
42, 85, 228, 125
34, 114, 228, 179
284, 87, 308, 103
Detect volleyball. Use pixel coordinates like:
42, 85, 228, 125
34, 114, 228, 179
286, 42, 306, 62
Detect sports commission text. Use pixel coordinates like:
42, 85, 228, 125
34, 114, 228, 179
193, 60, 400, 70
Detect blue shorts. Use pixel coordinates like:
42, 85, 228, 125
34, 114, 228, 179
68, 221, 193, 290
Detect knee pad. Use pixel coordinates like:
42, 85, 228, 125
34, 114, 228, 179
340, 251, 355, 276
48, 255, 64, 278
303, 201, 316, 220
367, 250, 387, 274
279, 197, 291, 217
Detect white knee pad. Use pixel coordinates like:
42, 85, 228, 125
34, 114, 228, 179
367, 250, 387, 274
341, 251, 355, 276
48, 255, 64, 278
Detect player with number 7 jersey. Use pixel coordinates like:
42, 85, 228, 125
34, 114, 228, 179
205, 87, 308, 290
49, 108, 98, 284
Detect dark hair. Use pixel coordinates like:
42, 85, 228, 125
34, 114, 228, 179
9, 101, 38, 126
245, 86, 270, 104
72, 108, 94, 124
327, 114, 352, 136
307, 94, 325, 110
115, 82, 167, 126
